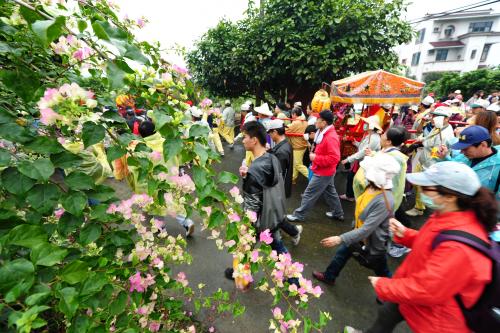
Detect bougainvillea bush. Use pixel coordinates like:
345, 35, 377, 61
0, 1, 329, 332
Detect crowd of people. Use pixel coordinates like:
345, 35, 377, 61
109, 90, 499, 332
208, 92, 499, 332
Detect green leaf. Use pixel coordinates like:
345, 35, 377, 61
26, 184, 60, 213
1, 168, 35, 194
87, 184, 116, 201
25, 285, 51, 306
114, 58, 135, 73
82, 122, 105, 148
106, 145, 127, 163
60, 260, 89, 284
0, 67, 40, 102
25, 136, 65, 154
163, 137, 182, 162
109, 291, 127, 315
5, 276, 34, 303
0, 259, 34, 293
208, 209, 226, 228
65, 172, 95, 190
18, 158, 55, 181
109, 231, 133, 246
226, 222, 238, 240
77, 20, 87, 33
58, 213, 83, 236
8, 224, 46, 249
80, 273, 108, 296
194, 142, 208, 165
124, 43, 149, 64
62, 191, 87, 216
91, 20, 128, 41
102, 110, 126, 123
79, 223, 101, 245
19, 6, 44, 24
57, 287, 78, 319
31, 243, 68, 266
31, 17, 66, 46
192, 165, 208, 188
69, 315, 90, 333
304, 317, 312, 333
218, 171, 238, 184
189, 124, 209, 138
106, 60, 126, 89
50, 151, 83, 168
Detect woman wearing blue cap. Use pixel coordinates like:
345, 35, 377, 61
345, 161, 497, 333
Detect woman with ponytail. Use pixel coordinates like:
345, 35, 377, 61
345, 161, 497, 333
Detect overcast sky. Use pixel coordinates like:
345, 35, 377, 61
116, 0, 500, 65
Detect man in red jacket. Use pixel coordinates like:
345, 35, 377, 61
287, 110, 344, 222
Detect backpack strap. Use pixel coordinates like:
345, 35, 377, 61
432, 230, 497, 312
432, 230, 493, 258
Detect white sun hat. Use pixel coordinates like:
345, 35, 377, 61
360, 153, 401, 190
255, 103, 273, 116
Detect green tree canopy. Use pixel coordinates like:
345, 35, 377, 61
426, 67, 500, 100
187, 0, 413, 103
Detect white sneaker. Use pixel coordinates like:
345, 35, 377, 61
405, 208, 424, 216
286, 214, 302, 222
326, 212, 344, 221
185, 224, 195, 237
344, 326, 363, 333
388, 244, 410, 258
292, 225, 303, 246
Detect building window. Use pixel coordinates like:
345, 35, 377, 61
401, 59, 407, 65
428, 49, 435, 55
471, 49, 477, 59
411, 52, 421, 66
480, 44, 491, 62
436, 49, 448, 61
415, 28, 426, 44
469, 21, 493, 33
444, 25, 455, 37
433, 26, 440, 33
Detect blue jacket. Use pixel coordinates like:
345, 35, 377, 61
447, 145, 500, 199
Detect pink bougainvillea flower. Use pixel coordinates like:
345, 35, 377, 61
187, 326, 196, 333
208, 327, 215, 333
176, 271, 189, 287
259, 229, 273, 245
245, 210, 257, 223
137, 18, 145, 28
54, 208, 65, 219
148, 321, 160, 332
200, 98, 212, 108
129, 272, 145, 292
172, 64, 188, 76
272, 307, 283, 320
39, 108, 61, 125
229, 186, 240, 198
250, 250, 259, 263
228, 213, 240, 222
72, 47, 93, 61
150, 150, 162, 162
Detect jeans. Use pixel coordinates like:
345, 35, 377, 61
278, 220, 299, 237
270, 231, 288, 254
293, 174, 343, 220
366, 302, 404, 333
324, 243, 392, 281
345, 170, 355, 198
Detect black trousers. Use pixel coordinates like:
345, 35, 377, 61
278, 219, 298, 237
345, 170, 355, 198
366, 302, 405, 333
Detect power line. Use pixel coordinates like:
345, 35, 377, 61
409, 0, 500, 24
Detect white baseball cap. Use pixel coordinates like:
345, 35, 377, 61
255, 103, 273, 116
421, 96, 435, 106
407, 161, 480, 196
454, 90, 461, 94
431, 106, 452, 117
188, 106, 203, 118
265, 119, 285, 132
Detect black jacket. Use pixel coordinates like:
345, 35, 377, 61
269, 139, 293, 198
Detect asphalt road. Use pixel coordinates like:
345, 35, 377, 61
110, 140, 428, 333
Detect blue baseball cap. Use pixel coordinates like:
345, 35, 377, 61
406, 161, 481, 196
451, 125, 490, 150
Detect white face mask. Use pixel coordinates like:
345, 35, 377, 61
434, 116, 445, 129
303, 133, 310, 141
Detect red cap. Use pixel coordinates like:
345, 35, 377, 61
186, 100, 193, 106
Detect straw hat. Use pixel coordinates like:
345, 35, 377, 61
360, 115, 382, 131
255, 103, 273, 116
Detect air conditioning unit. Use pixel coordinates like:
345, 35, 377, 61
433, 27, 440, 33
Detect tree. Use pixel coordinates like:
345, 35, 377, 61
187, 0, 413, 104
0, 1, 330, 332
426, 67, 500, 100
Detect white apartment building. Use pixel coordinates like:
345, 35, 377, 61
397, 9, 500, 81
